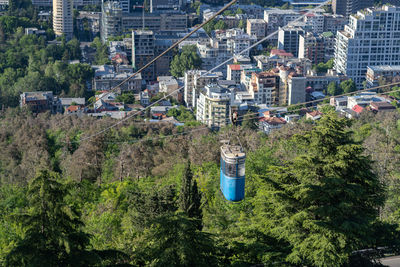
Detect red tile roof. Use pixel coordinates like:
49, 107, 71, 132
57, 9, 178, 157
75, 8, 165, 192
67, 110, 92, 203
66, 105, 81, 112
307, 110, 322, 117
271, 49, 294, 58
229, 64, 242, 71
352, 105, 364, 113
259, 116, 286, 125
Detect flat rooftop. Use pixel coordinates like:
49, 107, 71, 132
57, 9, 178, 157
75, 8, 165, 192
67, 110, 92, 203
368, 65, 400, 72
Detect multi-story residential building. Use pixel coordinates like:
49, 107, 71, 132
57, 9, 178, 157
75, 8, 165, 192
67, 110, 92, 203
332, 0, 374, 18
75, 12, 100, 40
100, 1, 188, 41
248, 71, 280, 106
20, 92, 63, 114
254, 52, 312, 73
227, 64, 255, 85
92, 65, 142, 93
304, 13, 324, 34
279, 68, 307, 105
101, 1, 122, 42
366, 65, 400, 88
264, 9, 301, 40
196, 83, 231, 129
323, 13, 347, 34
197, 29, 256, 76
184, 70, 219, 108
246, 19, 266, 40
150, 0, 184, 12
320, 31, 336, 61
32, 0, 99, 7
335, 5, 400, 88
53, 0, 73, 40
278, 26, 305, 57
299, 32, 325, 65
132, 30, 155, 81
305, 69, 348, 91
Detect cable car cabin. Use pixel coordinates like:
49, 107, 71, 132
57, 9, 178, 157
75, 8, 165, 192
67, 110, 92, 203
220, 145, 246, 202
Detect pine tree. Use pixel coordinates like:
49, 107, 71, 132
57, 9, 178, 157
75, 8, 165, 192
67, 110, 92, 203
5, 170, 102, 266
253, 114, 388, 266
179, 161, 202, 222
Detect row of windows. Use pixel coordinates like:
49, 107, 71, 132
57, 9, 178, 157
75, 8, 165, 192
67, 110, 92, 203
221, 159, 245, 177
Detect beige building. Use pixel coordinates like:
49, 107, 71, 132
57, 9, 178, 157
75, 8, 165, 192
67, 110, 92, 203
246, 19, 266, 40
196, 84, 231, 129
53, 0, 73, 39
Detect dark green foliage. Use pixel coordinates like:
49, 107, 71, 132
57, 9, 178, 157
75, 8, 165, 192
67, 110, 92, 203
170, 45, 202, 77
1, 104, 400, 266
253, 114, 386, 266
0, 28, 92, 107
241, 112, 258, 130
179, 161, 202, 222
327, 81, 342, 96
340, 79, 357, 93
314, 58, 334, 74
167, 106, 196, 122
91, 37, 110, 65
5, 170, 100, 266
135, 212, 217, 266
116, 92, 135, 104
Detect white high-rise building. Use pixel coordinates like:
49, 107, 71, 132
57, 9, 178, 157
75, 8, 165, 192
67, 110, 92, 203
53, 0, 73, 40
335, 5, 400, 88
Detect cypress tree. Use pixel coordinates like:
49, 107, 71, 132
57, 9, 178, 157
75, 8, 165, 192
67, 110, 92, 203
179, 161, 202, 222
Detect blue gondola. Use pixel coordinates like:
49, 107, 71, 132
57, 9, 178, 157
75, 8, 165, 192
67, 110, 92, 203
220, 144, 246, 202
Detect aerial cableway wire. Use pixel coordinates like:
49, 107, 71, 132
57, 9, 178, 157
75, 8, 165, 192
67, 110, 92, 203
71, 0, 335, 144
99, 86, 400, 145
86, 0, 238, 109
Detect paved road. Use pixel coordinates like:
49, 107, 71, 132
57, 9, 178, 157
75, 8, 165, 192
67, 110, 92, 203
381, 256, 400, 267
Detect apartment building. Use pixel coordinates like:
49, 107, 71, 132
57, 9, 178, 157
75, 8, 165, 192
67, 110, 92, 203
278, 26, 305, 57
184, 70, 219, 108
33, 0, 100, 7
248, 71, 280, 106
132, 30, 155, 81
197, 29, 256, 76
100, 1, 187, 41
20, 92, 63, 114
335, 5, 400, 88
332, 0, 374, 18
304, 13, 324, 34
196, 84, 231, 129
227, 64, 255, 85
53, 0, 73, 40
150, 0, 184, 12
264, 9, 301, 39
92, 65, 142, 93
299, 32, 325, 65
366, 65, 400, 88
246, 19, 267, 40
323, 13, 347, 34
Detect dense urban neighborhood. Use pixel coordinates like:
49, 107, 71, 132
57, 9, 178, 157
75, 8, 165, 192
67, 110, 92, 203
2, 0, 400, 266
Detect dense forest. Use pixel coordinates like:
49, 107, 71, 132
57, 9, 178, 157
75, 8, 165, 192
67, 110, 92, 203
1, 108, 400, 266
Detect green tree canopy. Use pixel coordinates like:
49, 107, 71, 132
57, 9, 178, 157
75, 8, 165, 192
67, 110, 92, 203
170, 45, 202, 77
327, 81, 342, 96
253, 114, 389, 266
5, 170, 101, 266
340, 79, 357, 94
179, 161, 202, 222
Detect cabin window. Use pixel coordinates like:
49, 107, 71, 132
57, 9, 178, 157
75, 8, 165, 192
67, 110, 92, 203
238, 162, 245, 177
224, 162, 237, 177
